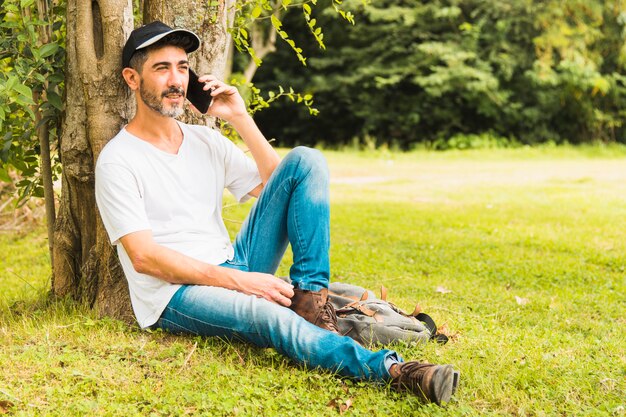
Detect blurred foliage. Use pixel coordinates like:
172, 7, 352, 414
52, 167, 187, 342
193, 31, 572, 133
250, 0, 626, 148
229, 0, 356, 67
4, 0, 626, 199
0, 0, 64, 203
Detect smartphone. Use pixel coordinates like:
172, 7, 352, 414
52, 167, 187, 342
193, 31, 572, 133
186, 69, 212, 114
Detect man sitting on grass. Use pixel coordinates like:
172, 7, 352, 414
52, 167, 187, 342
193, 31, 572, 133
95, 21, 459, 405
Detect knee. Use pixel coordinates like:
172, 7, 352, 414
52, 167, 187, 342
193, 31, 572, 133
285, 146, 328, 180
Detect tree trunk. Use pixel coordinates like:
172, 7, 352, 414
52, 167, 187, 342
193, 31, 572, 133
34, 0, 56, 264
52, 0, 135, 322
53, 0, 230, 323
242, 11, 280, 83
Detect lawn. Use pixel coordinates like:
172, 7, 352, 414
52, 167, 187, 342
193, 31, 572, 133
1, 146, 625, 416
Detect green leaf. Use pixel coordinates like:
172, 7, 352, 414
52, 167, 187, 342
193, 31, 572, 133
251, 6, 262, 18
6, 76, 18, 91
0, 166, 10, 182
303, 3, 311, 14
47, 91, 63, 111
271, 14, 282, 30
2, 132, 12, 155
32, 186, 44, 198
13, 82, 32, 99
48, 73, 64, 84
20, 0, 35, 7
39, 42, 59, 58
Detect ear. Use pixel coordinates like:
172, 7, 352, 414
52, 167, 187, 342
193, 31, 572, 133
122, 68, 140, 91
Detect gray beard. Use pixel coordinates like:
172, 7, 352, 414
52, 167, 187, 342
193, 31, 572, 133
139, 79, 185, 118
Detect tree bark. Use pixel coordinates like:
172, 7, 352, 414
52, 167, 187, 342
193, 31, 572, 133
35, 0, 56, 267
242, 12, 280, 83
52, 0, 135, 322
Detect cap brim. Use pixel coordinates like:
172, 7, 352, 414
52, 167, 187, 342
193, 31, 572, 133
136, 29, 200, 53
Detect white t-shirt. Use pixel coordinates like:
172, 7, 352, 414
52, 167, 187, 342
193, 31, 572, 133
95, 121, 262, 328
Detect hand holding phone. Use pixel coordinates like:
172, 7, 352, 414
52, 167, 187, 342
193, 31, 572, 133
186, 69, 212, 114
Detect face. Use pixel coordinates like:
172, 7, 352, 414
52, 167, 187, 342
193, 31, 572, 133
136, 45, 189, 118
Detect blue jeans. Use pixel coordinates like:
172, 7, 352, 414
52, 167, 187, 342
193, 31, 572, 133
156, 147, 400, 381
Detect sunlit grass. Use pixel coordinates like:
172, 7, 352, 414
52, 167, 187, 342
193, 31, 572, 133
1, 147, 625, 416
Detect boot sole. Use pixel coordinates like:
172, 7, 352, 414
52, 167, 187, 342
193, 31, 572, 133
429, 365, 455, 405
452, 370, 460, 395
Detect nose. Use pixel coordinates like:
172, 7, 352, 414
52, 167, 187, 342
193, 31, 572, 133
168, 68, 185, 88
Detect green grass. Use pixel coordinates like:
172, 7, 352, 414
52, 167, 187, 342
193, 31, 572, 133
1, 147, 626, 416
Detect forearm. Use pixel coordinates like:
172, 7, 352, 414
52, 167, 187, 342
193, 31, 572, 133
120, 231, 294, 306
130, 239, 241, 289
229, 113, 281, 184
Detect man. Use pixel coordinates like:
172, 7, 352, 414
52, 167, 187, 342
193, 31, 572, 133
95, 21, 459, 405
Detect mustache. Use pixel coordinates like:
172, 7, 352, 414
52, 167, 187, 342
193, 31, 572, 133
161, 86, 185, 97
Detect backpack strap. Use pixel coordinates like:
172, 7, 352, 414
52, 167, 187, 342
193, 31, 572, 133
335, 300, 377, 317
415, 312, 449, 344
411, 304, 422, 316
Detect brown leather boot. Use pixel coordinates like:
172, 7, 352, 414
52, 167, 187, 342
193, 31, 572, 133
390, 361, 458, 405
289, 288, 339, 333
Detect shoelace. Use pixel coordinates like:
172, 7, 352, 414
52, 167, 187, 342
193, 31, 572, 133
322, 300, 339, 333
394, 362, 432, 390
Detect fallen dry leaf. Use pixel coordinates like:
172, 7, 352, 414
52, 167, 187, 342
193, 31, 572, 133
340, 398, 353, 414
436, 322, 460, 342
0, 400, 14, 415
515, 296, 529, 305
436, 286, 452, 294
327, 397, 354, 414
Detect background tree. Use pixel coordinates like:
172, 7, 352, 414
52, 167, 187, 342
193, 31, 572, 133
252, 0, 626, 148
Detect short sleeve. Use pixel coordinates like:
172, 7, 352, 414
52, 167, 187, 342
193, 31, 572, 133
95, 162, 152, 245
220, 135, 262, 202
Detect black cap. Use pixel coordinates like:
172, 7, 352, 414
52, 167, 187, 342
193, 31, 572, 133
122, 21, 200, 68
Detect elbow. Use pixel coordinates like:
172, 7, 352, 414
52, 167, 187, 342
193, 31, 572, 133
129, 251, 152, 275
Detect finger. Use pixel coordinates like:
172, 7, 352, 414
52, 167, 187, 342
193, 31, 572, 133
269, 276, 294, 296
279, 283, 294, 299
272, 291, 292, 307
210, 85, 236, 97
197, 74, 217, 83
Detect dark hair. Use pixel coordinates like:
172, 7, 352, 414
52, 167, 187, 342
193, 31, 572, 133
128, 33, 195, 73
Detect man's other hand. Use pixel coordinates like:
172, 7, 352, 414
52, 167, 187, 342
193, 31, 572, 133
235, 271, 295, 307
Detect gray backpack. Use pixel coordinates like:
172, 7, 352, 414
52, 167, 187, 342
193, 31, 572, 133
328, 282, 449, 347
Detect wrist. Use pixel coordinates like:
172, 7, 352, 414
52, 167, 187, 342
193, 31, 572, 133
227, 112, 254, 128
221, 266, 245, 291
